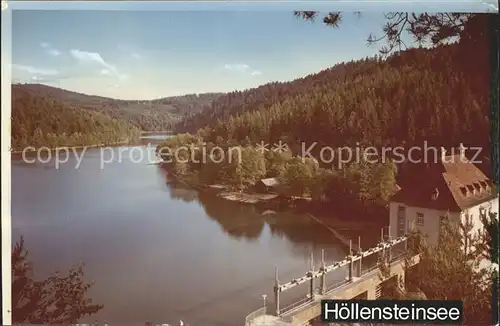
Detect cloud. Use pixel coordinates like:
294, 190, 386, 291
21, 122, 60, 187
47, 49, 61, 56
12, 64, 58, 76
484, 2, 498, 11
70, 49, 129, 81
224, 63, 251, 73
12, 64, 64, 84
40, 42, 61, 56
31, 76, 47, 82
224, 63, 262, 76
14, 48, 130, 85
70, 49, 111, 67
132, 53, 141, 59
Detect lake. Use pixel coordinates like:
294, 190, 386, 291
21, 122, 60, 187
11, 135, 380, 326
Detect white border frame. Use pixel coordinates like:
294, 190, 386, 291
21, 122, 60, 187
2, 2, 12, 324
1, 1, 497, 325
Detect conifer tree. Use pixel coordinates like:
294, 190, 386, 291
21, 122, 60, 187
12, 236, 103, 324
379, 217, 494, 325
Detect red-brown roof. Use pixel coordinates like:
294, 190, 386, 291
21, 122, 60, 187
391, 154, 496, 212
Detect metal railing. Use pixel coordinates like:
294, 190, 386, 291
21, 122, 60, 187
325, 278, 349, 293
280, 295, 312, 315
363, 263, 380, 274
245, 237, 415, 325
279, 251, 410, 316
271, 320, 293, 326
244, 307, 266, 326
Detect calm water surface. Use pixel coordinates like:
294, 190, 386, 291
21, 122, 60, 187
12, 136, 379, 326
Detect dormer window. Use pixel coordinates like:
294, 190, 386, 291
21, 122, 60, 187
473, 182, 482, 193
431, 188, 439, 200
460, 187, 468, 197
466, 184, 475, 195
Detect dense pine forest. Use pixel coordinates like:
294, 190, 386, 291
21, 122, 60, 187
11, 85, 142, 151
158, 41, 491, 215
177, 44, 489, 152
13, 84, 223, 132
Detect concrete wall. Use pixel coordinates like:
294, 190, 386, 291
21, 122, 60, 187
284, 257, 419, 326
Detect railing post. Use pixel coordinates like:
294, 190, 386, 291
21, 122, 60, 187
309, 252, 315, 300
274, 266, 280, 316
348, 239, 354, 281
388, 227, 392, 262
320, 249, 326, 295
358, 236, 363, 277
381, 228, 386, 262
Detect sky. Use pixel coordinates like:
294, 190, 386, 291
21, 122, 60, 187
8, 1, 499, 100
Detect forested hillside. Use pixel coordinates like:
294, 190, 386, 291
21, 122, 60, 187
176, 12, 491, 160
11, 85, 141, 150
15, 84, 223, 131
183, 46, 489, 154
159, 42, 490, 214
178, 44, 489, 154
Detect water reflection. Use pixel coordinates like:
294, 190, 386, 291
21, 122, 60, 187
11, 142, 377, 326
161, 169, 349, 259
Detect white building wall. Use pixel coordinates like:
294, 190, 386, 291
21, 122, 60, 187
390, 196, 498, 247
461, 197, 499, 271
389, 202, 400, 239
389, 202, 461, 246
390, 196, 498, 272
460, 197, 499, 235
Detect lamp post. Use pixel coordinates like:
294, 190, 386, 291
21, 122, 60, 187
262, 294, 267, 323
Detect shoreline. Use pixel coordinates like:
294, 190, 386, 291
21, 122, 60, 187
141, 130, 172, 134
161, 164, 389, 231
10, 140, 133, 154
164, 170, 379, 248
218, 191, 279, 204
162, 167, 307, 209
11, 131, 173, 154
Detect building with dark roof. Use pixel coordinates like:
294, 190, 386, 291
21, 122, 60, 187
255, 178, 280, 193
389, 144, 498, 247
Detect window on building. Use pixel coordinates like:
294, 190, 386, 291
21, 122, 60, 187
439, 216, 447, 228
439, 216, 448, 244
417, 213, 424, 226
398, 205, 405, 217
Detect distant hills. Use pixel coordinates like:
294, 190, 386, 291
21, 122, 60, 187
11, 83, 223, 150
12, 83, 223, 132
11, 85, 140, 150
11, 41, 491, 164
